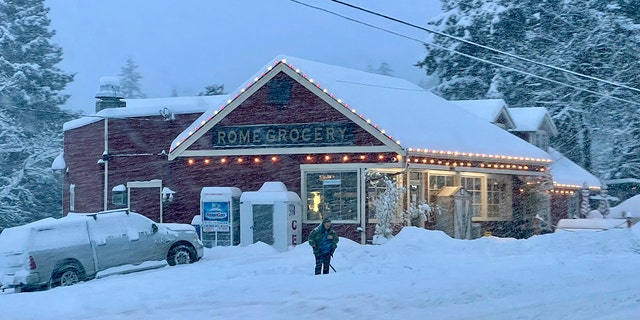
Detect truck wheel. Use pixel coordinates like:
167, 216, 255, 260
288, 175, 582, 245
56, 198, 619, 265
167, 245, 194, 266
51, 265, 82, 288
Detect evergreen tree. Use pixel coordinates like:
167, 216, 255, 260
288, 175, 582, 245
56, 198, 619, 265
119, 57, 146, 99
198, 84, 225, 96
420, 0, 640, 175
0, 0, 76, 230
373, 175, 405, 243
0, 0, 74, 130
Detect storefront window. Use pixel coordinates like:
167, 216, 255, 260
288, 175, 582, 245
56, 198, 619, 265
428, 173, 455, 204
305, 171, 358, 222
365, 172, 402, 221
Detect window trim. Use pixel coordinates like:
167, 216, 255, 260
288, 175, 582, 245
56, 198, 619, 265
427, 170, 512, 222
301, 164, 363, 224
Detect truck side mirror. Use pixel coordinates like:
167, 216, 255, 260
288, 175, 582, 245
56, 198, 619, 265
152, 223, 158, 233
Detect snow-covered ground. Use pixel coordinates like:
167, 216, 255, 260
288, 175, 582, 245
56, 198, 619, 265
2, 226, 640, 320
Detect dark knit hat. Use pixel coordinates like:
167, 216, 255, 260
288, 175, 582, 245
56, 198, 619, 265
322, 217, 332, 223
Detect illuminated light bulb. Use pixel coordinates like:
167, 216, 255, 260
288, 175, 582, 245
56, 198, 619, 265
467, 163, 471, 166
342, 156, 349, 161
295, 68, 300, 73
201, 121, 206, 125
323, 89, 328, 93
480, 164, 485, 167
324, 155, 331, 161
189, 131, 193, 136
254, 157, 260, 163
204, 159, 210, 165
366, 119, 371, 123
422, 159, 427, 163
237, 158, 243, 163
268, 66, 273, 71
437, 161, 442, 164
176, 142, 181, 146
281, 58, 287, 63
271, 156, 278, 162
360, 155, 366, 160
378, 155, 384, 160
306, 155, 312, 161
396, 140, 401, 144
214, 110, 219, 115
226, 99, 232, 104
337, 99, 342, 103
445, 162, 450, 166
221, 158, 227, 164
241, 88, 245, 93
254, 77, 259, 82
430, 159, 434, 164
524, 166, 529, 170
309, 79, 314, 83
380, 130, 386, 134
187, 159, 194, 165
351, 109, 356, 113
414, 158, 419, 163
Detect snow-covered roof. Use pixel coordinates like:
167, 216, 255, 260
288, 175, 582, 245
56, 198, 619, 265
171, 55, 551, 162
508, 107, 558, 135
609, 195, 640, 218
450, 99, 513, 126
51, 152, 66, 170
63, 95, 230, 131
549, 147, 600, 189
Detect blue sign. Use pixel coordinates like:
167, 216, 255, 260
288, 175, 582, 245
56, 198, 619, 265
202, 201, 230, 232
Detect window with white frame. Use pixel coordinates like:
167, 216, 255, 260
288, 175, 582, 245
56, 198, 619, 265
304, 170, 358, 222
428, 173, 455, 205
487, 176, 512, 219
427, 171, 512, 221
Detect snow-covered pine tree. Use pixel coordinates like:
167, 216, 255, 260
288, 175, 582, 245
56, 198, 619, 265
0, 0, 75, 231
373, 175, 405, 243
119, 57, 146, 99
421, 0, 640, 177
0, 0, 73, 129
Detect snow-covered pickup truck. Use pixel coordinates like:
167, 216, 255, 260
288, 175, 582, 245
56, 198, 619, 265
0, 209, 203, 292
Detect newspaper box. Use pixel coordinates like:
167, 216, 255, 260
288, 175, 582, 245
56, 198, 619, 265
200, 187, 242, 247
239, 182, 302, 252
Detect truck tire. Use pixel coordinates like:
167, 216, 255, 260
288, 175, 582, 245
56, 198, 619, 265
50, 264, 83, 288
167, 244, 195, 266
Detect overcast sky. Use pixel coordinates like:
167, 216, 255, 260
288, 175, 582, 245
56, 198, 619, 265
45, 0, 442, 115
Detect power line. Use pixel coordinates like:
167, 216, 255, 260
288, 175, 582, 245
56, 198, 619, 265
328, 0, 640, 96
288, 0, 640, 107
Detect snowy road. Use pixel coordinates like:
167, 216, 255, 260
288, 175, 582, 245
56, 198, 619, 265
2, 227, 640, 320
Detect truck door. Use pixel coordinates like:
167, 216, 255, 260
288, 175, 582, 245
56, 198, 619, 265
90, 213, 131, 270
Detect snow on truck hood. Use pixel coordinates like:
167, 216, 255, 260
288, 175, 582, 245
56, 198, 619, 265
158, 223, 196, 232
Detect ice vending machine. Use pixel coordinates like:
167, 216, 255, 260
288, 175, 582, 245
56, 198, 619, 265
200, 187, 242, 247
239, 182, 302, 252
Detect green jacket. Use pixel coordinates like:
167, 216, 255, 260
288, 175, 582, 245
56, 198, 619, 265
308, 224, 339, 255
